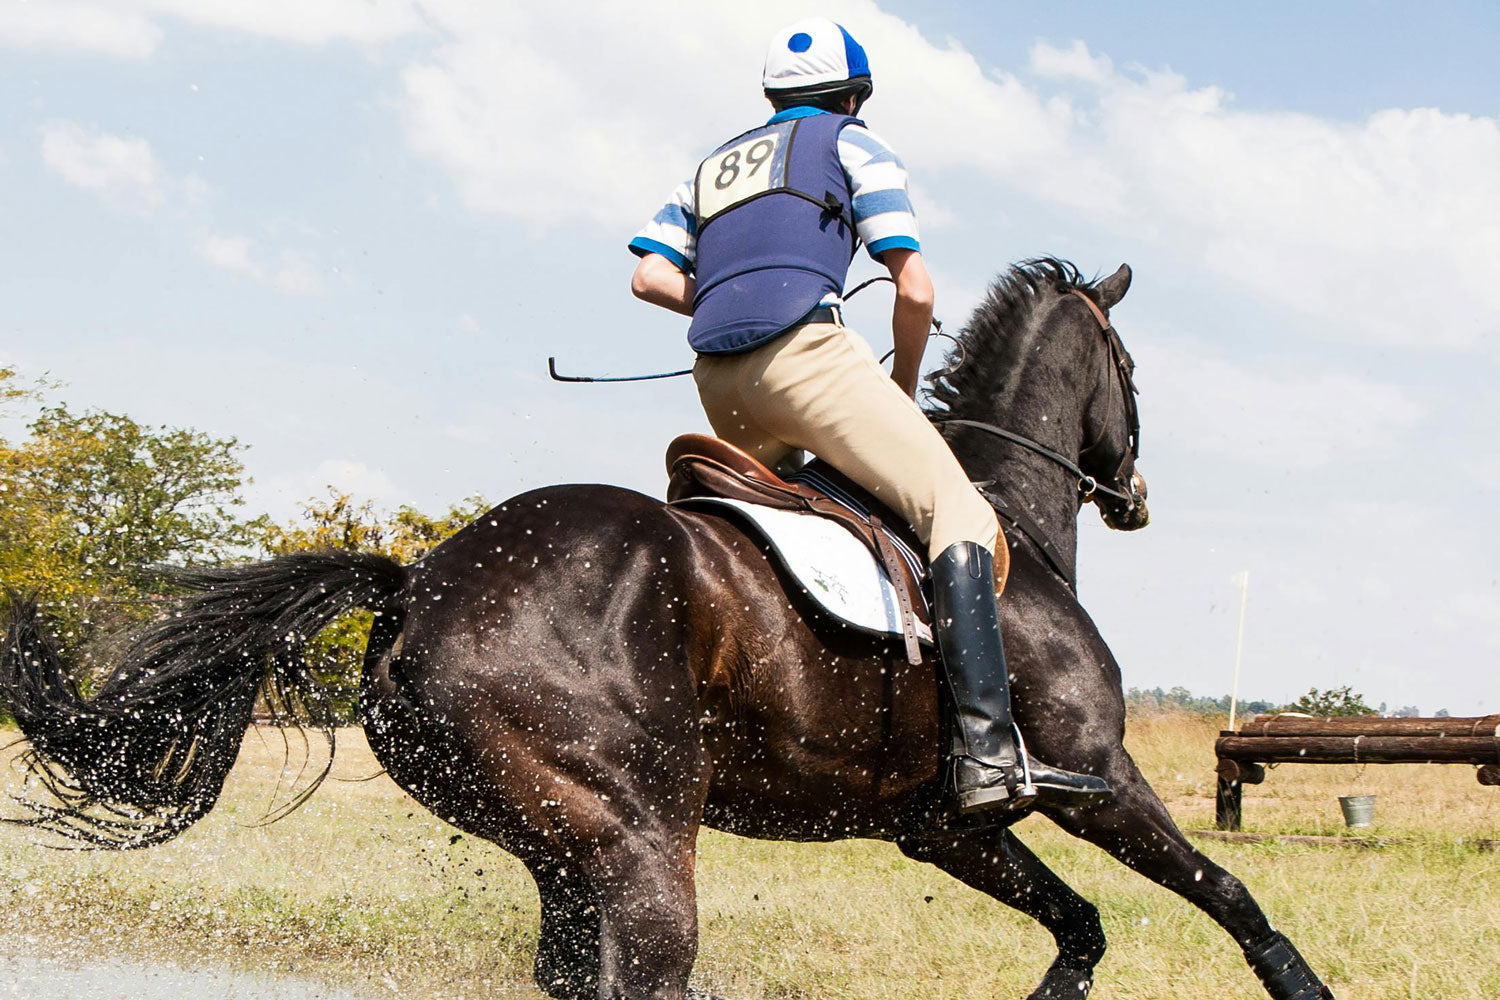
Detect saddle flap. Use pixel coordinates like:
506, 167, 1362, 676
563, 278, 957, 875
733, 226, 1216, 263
666, 434, 930, 664
677, 496, 934, 652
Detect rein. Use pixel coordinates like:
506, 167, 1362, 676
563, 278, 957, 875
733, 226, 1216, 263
937, 418, 1134, 504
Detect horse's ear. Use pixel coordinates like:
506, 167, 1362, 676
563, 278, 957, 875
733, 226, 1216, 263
1097, 264, 1131, 309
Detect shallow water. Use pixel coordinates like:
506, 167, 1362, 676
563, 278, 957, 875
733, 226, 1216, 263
0, 955, 371, 999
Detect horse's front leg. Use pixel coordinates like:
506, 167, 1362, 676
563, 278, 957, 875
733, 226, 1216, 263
1043, 756, 1335, 1000
586, 829, 702, 1000
532, 862, 602, 1000
899, 827, 1106, 999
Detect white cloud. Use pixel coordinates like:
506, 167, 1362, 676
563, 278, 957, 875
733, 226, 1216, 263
273, 250, 325, 295
1029, 38, 1113, 83
193, 232, 324, 295
310, 458, 396, 501
0, 0, 421, 58
0, 2, 161, 59
40, 121, 164, 210
143, 0, 423, 46
246, 458, 401, 523
194, 232, 262, 278
394, 2, 1082, 229
42, 126, 325, 294
1141, 340, 1423, 469
19, 5, 1494, 354
397, 4, 713, 228
387, 9, 1498, 356
1069, 64, 1500, 352
443, 423, 491, 446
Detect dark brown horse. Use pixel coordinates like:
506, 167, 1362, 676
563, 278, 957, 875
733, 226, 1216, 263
0, 260, 1334, 1000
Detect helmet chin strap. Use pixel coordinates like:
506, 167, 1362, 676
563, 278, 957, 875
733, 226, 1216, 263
764, 78, 873, 116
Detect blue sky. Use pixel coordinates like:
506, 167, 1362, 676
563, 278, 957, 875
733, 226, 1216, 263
884, 1, 1500, 119
1, 1, 1496, 714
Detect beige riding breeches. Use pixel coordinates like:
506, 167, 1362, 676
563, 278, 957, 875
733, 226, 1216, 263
692, 319, 1001, 563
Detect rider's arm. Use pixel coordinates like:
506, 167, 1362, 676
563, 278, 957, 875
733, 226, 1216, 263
883, 247, 934, 398
628, 179, 697, 316
838, 123, 928, 397
630, 253, 696, 317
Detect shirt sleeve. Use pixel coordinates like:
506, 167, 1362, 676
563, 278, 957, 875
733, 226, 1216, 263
837, 124, 921, 260
628, 179, 696, 274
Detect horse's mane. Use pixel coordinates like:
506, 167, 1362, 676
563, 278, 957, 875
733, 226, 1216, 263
925, 257, 1100, 418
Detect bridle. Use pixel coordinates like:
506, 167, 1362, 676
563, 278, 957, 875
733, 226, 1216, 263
933, 289, 1141, 507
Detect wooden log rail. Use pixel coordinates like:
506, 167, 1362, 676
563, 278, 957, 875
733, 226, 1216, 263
1214, 714, 1500, 831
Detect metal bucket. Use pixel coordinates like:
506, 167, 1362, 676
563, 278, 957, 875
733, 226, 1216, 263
1338, 794, 1376, 828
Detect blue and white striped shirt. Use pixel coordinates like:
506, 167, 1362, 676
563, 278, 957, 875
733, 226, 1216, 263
629, 107, 921, 281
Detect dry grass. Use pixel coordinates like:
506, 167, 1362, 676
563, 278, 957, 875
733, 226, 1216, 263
1, 716, 1496, 1000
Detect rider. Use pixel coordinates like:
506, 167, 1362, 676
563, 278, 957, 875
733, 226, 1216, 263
627, 18, 1110, 814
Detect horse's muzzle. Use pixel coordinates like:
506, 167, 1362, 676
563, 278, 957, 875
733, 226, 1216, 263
1100, 470, 1150, 531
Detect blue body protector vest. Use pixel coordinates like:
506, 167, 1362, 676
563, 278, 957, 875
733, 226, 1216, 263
687, 113, 861, 355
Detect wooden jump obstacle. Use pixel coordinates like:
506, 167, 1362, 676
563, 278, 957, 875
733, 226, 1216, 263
1214, 713, 1500, 830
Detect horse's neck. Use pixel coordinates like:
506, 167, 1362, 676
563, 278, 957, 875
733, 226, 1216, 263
954, 312, 1088, 571
984, 450, 1082, 570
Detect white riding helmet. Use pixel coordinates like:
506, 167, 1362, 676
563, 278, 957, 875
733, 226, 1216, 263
762, 17, 873, 111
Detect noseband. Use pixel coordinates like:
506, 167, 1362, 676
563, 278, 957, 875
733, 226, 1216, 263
934, 288, 1142, 506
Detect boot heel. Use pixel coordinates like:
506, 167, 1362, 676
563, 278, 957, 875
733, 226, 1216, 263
958, 785, 1012, 813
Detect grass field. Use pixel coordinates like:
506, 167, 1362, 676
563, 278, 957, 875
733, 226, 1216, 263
1, 714, 1496, 1000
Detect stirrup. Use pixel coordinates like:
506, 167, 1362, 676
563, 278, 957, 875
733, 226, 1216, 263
952, 724, 1038, 813
1010, 723, 1039, 801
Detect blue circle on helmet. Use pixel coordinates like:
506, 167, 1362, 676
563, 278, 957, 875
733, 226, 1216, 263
787, 32, 813, 53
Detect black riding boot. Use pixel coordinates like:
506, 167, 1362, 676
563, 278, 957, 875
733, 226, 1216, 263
930, 541, 1113, 813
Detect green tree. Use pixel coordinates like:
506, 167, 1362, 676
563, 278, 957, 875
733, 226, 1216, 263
0, 389, 255, 721
0, 367, 38, 410
1285, 685, 1378, 717
1124, 685, 1275, 717
258, 488, 489, 722
0, 403, 253, 632
259, 488, 489, 564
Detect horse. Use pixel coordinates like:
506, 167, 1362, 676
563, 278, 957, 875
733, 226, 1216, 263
0, 259, 1335, 1000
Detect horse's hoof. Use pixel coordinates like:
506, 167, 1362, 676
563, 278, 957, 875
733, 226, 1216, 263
1027, 964, 1093, 998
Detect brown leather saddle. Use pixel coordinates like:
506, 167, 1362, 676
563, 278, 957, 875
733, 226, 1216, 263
665, 433, 930, 665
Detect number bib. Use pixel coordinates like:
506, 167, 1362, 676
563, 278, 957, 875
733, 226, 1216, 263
694, 122, 795, 227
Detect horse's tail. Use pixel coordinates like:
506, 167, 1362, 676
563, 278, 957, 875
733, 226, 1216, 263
0, 550, 407, 849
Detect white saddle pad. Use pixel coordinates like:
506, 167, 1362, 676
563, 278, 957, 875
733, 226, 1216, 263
685, 497, 932, 644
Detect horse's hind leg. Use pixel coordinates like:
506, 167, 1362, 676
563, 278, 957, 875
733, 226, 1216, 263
899, 828, 1106, 999
1045, 759, 1334, 999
